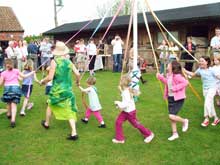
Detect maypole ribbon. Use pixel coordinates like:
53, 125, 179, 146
65, 19, 94, 44
142, 8, 167, 105
79, 0, 126, 82
144, 0, 202, 102
90, 9, 110, 39
144, 0, 198, 62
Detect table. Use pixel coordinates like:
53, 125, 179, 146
94, 55, 104, 71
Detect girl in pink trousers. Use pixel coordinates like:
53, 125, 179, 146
157, 60, 189, 141
113, 74, 154, 144
79, 76, 106, 128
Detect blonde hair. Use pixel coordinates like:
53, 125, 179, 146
23, 59, 34, 71
120, 74, 140, 97
120, 74, 131, 90
214, 55, 220, 61
86, 76, 96, 85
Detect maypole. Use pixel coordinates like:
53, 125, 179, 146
130, 0, 141, 102
133, 0, 138, 70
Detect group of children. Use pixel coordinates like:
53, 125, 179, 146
1, 51, 220, 143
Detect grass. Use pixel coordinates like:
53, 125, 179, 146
0, 71, 220, 164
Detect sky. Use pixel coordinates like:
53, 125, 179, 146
0, 0, 220, 36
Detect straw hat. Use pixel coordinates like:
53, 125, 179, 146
52, 41, 69, 56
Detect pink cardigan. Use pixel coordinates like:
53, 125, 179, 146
157, 73, 188, 101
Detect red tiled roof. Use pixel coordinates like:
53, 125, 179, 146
0, 6, 24, 32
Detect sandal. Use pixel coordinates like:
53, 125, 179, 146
67, 135, 79, 141
41, 120, 49, 129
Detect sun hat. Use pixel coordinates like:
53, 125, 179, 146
52, 41, 69, 56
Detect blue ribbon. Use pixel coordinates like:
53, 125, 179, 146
90, 10, 109, 39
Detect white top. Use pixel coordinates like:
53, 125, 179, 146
158, 45, 168, 59
111, 39, 123, 54
22, 46, 28, 57
40, 42, 53, 58
210, 36, 220, 49
80, 86, 102, 111
169, 46, 179, 59
86, 43, 97, 55
167, 75, 174, 96
117, 88, 135, 113
212, 65, 220, 84
5, 46, 16, 58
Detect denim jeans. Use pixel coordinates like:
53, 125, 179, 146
113, 54, 122, 72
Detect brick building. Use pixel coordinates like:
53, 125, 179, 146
0, 6, 24, 50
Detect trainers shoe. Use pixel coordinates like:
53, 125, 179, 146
168, 133, 179, 141
211, 119, 220, 126
182, 119, 189, 132
144, 133, 154, 143
67, 135, 79, 141
112, 138, 125, 144
98, 124, 106, 128
201, 120, 209, 127
81, 118, 88, 124
27, 103, 34, 110
20, 112, 26, 117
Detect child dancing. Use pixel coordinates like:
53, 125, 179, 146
184, 56, 220, 127
113, 74, 154, 144
157, 61, 189, 141
0, 59, 35, 127
212, 55, 220, 106
20, 59, 39, 116
79, 76, 106, 128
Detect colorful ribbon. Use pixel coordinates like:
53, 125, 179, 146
65, 19, 94, 44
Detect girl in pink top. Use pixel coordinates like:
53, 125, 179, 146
0, 59, 35, 128
157, 61, 189, 141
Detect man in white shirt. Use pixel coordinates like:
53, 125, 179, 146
111, 35, 124, 72
39, 37, 53, 72
210, 27, 220, 56
5, 40, 17, 68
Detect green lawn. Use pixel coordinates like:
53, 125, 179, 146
0, 71, 220, 164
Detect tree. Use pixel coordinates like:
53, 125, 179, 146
96, 0, 143, 18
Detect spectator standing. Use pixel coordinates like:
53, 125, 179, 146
111, 35, 124, 72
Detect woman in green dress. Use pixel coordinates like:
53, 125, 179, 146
40, 41, 80, 141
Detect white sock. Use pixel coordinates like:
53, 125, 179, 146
101, 121, 105, 125
84, 118, 88, 121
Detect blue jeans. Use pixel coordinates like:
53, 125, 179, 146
160, 62, 165, 74
113, 54, 122, 72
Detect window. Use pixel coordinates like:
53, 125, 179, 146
157, 31, 179, 44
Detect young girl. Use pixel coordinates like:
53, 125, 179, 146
157, 40, 168, 74
0, 59, 35, 127
168, 41, 179, 62
211, 55, 220, 106
184, 56, 220, 127
157, 61, 189, 141
20, 59, 39, 116
79, 76, 106, 128
113, 74, 154, 144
